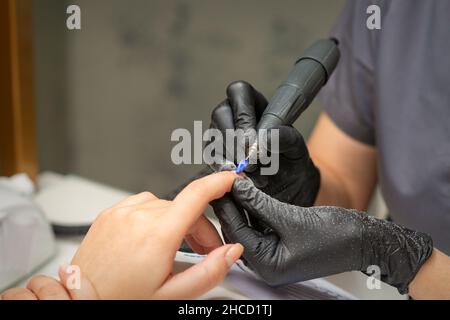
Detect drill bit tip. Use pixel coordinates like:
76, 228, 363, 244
235, 159, 249, 174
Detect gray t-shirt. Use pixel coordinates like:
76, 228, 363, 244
319, 0, 450, 254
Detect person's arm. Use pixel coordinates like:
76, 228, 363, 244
1, 171, 242, 300
409, 249, 450, 299
308, 112, 377, 210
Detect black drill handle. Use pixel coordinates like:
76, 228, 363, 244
257, 38, 340, 130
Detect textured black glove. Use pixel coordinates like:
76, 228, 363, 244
209, 80, 320, 207
212, 177, 434, 294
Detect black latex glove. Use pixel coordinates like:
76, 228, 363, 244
212, 177, 434, 294
209, 81, 320, 207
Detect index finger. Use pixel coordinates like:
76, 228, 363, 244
165, 171, 238, 233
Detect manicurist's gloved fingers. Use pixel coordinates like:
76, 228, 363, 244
211, 99, 235, 132
266, 126, 308, 160
207, 122, 236, 172
166, 171, 238, 236
226, 81, 268, 173
253, 88, 269, 121
212, 195, 281, 278
212, 195, 264, 247
231, 178, 281, 230
226, 81, 268, 130
26, 275, 71, 300
154, 243, 243, 299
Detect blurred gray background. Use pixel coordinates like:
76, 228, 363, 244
33, 0, 345, 195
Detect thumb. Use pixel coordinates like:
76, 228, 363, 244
154, 243, 243, 299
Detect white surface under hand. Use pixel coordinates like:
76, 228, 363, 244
0, 174, 55, 291
34, 173, 131, 226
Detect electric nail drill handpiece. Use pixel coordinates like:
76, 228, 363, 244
236, 38, 340, 173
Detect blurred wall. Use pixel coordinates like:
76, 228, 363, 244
33, 0, 345, 195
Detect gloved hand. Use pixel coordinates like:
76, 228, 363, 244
208, 80, 320, 207
212, 177, 434, 294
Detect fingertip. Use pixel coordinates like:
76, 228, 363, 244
217, 170, 239, 177
225, 243, 244, 267
214, 171, 239, 189
168, 171, 240, 232
183, 171, 237, 196
226, 80, 252, 97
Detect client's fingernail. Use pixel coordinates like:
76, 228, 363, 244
225, 243, 244, 267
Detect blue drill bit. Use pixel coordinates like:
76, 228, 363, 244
235, 158, 249, 174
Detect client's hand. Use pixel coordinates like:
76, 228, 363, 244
65, 171, 242, 299
1, 171, 242, 300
